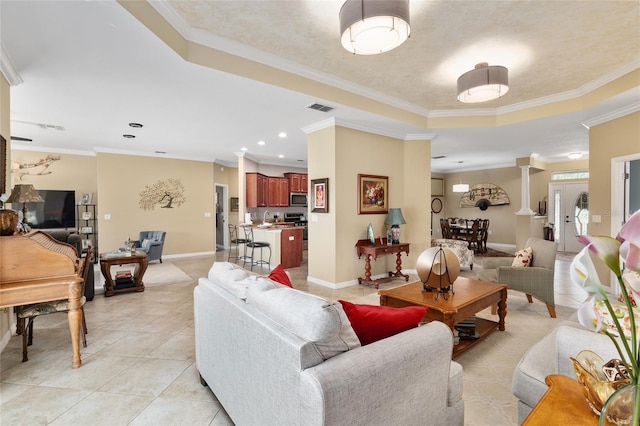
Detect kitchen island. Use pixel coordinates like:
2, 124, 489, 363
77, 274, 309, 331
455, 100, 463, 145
240, 224, 303, 269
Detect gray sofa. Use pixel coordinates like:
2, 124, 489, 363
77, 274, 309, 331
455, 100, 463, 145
194, 262, 464, 426
512, 317, 618, 423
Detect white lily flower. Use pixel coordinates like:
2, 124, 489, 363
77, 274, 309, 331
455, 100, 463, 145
571, 246, 607, 300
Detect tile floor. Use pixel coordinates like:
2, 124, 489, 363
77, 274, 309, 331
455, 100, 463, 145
0, 248, 585, 425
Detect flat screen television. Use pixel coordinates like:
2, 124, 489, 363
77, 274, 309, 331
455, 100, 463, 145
17, 189, 76, 229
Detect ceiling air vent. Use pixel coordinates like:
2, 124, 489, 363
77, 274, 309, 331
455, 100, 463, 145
307, 103, 334, 113
432, 155, 446, 159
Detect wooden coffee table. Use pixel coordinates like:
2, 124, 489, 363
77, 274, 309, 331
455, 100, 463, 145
379, 277, 507, 357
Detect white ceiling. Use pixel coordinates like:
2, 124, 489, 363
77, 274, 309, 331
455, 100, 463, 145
2, 0, 639, 173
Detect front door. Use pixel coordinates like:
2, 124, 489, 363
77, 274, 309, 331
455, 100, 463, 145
549, 182, 589, 253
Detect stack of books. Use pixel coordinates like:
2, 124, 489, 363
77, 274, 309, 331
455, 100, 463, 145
114, 270, 135, 289
454, 317, 479, 340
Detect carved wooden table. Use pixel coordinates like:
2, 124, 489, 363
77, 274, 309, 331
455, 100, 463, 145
355, 239, 410, 288
100, 251, 148, 296
522, 374, 598, 425
379, 277, 507, 357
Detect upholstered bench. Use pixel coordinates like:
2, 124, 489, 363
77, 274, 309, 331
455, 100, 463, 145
431, 238, 474, 270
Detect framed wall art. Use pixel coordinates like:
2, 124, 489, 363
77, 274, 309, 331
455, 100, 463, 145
230, 197, 239, 212
81, 192, 93, 205
358, 174, 388, 214
311, 178, 328, 213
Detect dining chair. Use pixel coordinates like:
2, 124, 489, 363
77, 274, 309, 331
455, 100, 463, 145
464, 219, 482, 252
17, 246, 93, 362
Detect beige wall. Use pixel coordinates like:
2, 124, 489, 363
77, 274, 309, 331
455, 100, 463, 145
590, 111, 640, 238
435, 159, 590, 245
308, 125, 431, 285
97, 153, 216, 255
10, 150, 97, 200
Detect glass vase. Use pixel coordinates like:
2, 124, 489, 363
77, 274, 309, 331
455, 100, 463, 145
599, 383, 640, 426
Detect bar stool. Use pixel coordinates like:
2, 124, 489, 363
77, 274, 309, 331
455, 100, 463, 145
242, 226, 271, 271
228, 224, 249, 263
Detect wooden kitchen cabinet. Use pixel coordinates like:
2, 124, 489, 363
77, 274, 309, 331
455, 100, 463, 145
246, 173, 269, 208
268, 177, 289, 207
280, 228, 303, 268
285, 173, 308, 193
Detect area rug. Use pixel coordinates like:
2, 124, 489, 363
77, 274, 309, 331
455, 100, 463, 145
474, 247, 514, 258
104, 261, 193, 288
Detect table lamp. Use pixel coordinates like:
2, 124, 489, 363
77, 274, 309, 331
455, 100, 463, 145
384, 208, 406, 244
6, 184, 44, 225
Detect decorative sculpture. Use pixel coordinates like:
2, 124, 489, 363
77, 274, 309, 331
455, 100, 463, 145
416, 245, 460, 300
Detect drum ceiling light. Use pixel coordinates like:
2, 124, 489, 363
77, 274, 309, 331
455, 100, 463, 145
457, 62, 509, 103
339, 0, 411, 55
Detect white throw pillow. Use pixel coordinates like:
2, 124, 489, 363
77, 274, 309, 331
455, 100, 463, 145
141, 239, 151, 250
512, 247, 533, 267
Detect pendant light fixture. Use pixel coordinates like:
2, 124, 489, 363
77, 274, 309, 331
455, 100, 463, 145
457, 62, 509, 103
452, 173, 469, 193
339, 0, 411, 55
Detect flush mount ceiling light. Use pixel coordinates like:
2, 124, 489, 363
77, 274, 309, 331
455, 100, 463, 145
568, 152, 584, 160
339, 0, 411, 55
457, 62, 509, 103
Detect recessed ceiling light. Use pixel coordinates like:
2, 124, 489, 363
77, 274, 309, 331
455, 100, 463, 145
240, 147, 248, 151
278, 154, 284, 158
123, 134, 135, 138
278, 132, 287, 138
258, 140, 266, 146
129, 122, 143, 128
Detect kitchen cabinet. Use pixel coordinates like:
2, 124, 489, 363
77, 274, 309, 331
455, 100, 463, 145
246, 173, 268, 208
268, 177, 289, 207
285, 173, 308, 193
280, 228, 303, 268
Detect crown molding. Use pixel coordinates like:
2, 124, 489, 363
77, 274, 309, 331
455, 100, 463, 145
0, 44, 23, 86
149, 1, 432, 118
582, 101, 640, 128
11, 144, 95, 157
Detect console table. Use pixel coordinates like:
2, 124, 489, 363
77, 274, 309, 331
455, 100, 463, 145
355, 238, 410, 288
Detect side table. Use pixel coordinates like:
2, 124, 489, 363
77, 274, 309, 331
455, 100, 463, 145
355, 238, 410, 288
100, 251, 148, 297
522, 374, 598, 425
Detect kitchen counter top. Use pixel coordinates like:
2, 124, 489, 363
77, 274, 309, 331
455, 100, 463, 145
237, 226, 304, 269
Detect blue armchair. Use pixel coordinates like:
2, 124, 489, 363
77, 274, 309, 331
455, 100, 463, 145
134, 231, 166, 263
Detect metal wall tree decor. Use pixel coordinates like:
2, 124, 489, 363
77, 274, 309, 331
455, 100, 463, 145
139, 178, 186, 210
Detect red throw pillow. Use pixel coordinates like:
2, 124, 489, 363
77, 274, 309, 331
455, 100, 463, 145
338, 300, 427, 345
268, 264, 293, 287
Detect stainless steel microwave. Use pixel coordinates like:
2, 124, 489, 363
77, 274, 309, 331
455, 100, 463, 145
289, 193, 308, 207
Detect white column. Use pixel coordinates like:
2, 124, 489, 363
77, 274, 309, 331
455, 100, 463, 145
516, 165, 535, 215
